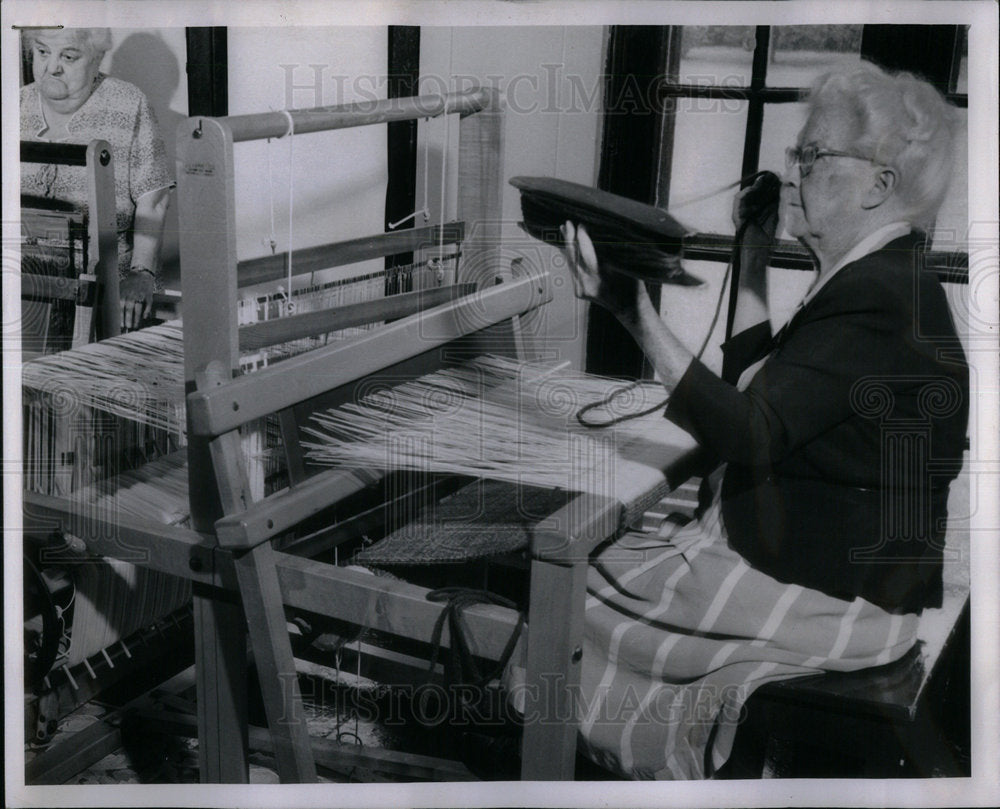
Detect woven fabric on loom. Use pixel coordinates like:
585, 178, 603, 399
70, 451, 190, 525
356, 479, 574, 565
24, 267, 454, 666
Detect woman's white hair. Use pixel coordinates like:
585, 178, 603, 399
809, 60, 957, 231
24, 27, 112, 60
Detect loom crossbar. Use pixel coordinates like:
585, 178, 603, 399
212, 88, 497, 143
21, 141, 94, 167
188, 271, 550, 438
20, 273, 96, 303
237, 282, 476, 352
173, 81, 564, 783
21, 490, 522, 662
236, 222, 465, 288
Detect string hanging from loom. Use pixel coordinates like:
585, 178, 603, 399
280, 109, 296, 311
388, 123, 432, 230
439, 29, 454, 270
438, 100, 450, 267
265, 133, 277, 255
262, 109, 296, 303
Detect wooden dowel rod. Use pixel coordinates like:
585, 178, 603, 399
236, 222, 465, 288
211, 88, 494, 143
237, 283, 476, 352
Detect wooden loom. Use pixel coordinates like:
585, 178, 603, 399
22, 85, 700, 783
20, 82, 974, 784
20, 140, 120, 357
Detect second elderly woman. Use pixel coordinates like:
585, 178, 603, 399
21, 27, 174, 330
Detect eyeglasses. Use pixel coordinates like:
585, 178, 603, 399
785, 143, 876, 178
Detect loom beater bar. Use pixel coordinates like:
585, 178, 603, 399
187, 269, 551, 439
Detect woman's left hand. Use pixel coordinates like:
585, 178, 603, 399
120, 269, 155, 330
560, 221, 644, 319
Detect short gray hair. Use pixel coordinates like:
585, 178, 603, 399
24, 27, 112, 61
809, 61, 957, 231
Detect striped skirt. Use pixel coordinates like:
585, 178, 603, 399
574, 472, 919, 779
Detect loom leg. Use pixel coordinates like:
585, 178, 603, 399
233, 542, 317, 783
520, 558, 587, 780
193, 591, 248, 783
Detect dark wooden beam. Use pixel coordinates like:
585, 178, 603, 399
185, 28, 228, 117
386, 26, 421, 275
586, 26, 671, 380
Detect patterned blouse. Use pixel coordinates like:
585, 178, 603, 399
21, 74, 174, 280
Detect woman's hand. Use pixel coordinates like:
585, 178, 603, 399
731, 182, 780, 250
120, 269, 155, 330
729, 181, 778, 335
560, 221, 646, 320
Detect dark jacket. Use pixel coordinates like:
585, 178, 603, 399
665, 234, 968, 613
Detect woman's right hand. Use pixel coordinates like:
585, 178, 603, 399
560, 221, 646, 319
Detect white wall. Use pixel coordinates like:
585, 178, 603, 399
227, 27, 389, 290
219, 25, 605, 364
104, 28, 188, 279
421, 26, 607, 369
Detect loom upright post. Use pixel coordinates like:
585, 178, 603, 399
85, 139, 120, 341
176, 116, 250, 783
456, 86, 505, 288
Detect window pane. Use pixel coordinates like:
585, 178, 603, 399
678, 26, 756, 86
932, 108, 968, 251
766, 25, 862, 87
664, 98, 749, 235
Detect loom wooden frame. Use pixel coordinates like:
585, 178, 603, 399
19, 86, 693, 783
166, 85, 697, 783
20, 139, 120, 348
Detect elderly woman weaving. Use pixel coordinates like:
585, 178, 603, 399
21, 27, 174, 330
557, 62, 968, 779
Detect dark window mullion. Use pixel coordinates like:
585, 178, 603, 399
653, 27, 684, 210
586, 26, 671, 380
385, 26, 420, 277
725, 26, 772, 338
684, 231, 968, 282
185, 28, 228, 117
740, 26, 771, 179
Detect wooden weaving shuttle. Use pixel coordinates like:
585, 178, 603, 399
509, 175, 703, 286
